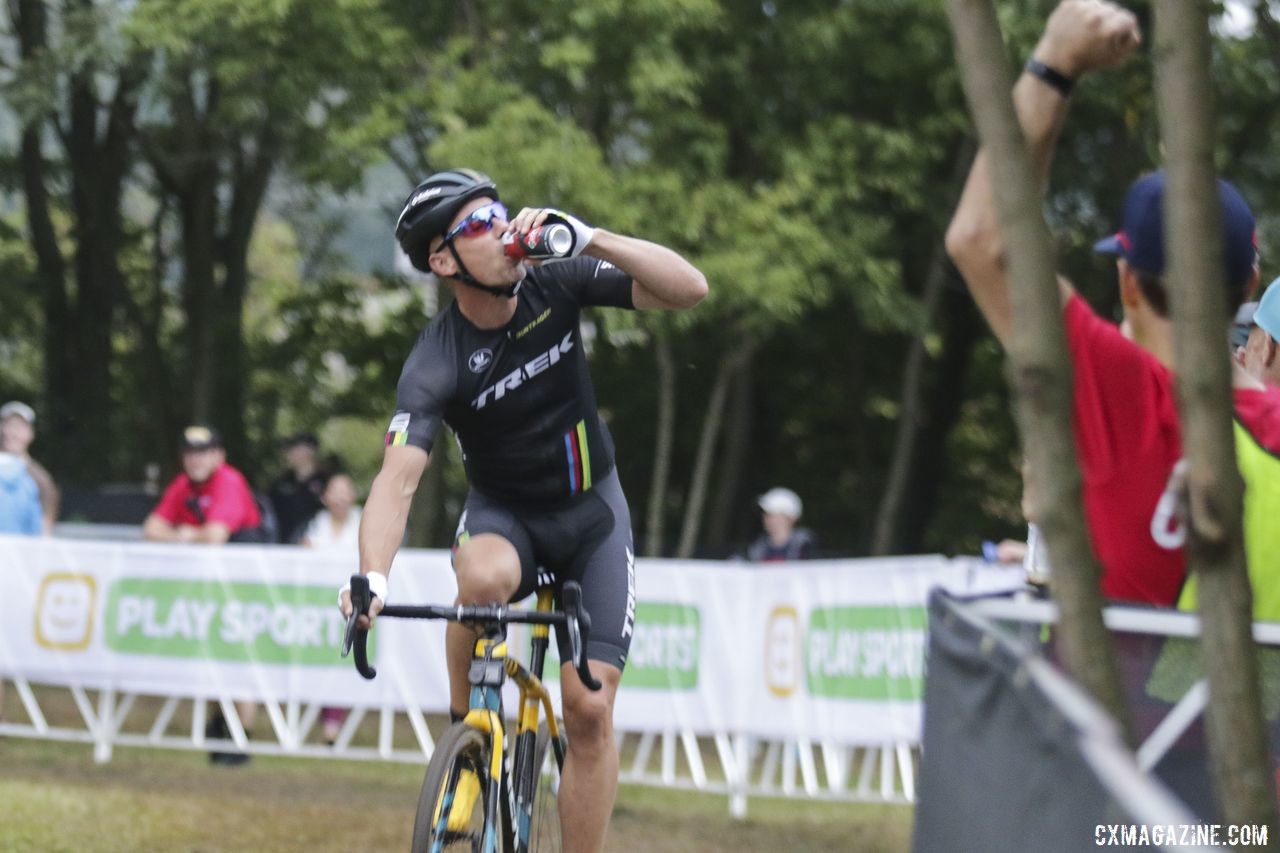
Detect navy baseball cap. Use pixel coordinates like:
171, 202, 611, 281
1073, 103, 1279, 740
1094, 170, 1258, 287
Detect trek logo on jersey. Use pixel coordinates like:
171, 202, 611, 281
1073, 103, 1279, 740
385, 411, 411, 447
593, 260, 616, 277
468, 348, 494, 373
472, 331, 574, 410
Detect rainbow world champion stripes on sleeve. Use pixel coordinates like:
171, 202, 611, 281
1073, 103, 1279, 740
385, 412, 411, 447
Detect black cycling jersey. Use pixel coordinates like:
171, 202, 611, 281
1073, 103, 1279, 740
386, 257, 634, 506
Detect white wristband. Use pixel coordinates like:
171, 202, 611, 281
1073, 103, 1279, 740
338, 571, 390, 608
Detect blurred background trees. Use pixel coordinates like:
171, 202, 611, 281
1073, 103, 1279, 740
0, 0, 1274, 556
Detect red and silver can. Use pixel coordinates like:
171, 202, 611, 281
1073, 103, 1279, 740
503, 223, 574, 260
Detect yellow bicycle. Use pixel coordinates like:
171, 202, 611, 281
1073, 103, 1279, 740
343, 575, 600, 852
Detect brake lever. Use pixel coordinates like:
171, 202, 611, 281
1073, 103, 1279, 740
561, 581, 601, 691
341, 574, 378, 680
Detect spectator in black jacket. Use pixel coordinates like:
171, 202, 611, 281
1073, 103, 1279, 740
267, 431, 328, 543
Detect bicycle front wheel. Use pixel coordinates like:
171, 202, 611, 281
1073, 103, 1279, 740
412, 723, 502, 853
527, 724, 564, 852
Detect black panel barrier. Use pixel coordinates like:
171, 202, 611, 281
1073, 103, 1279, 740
913, 590, 1212, 853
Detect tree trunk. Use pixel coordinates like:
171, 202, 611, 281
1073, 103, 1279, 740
20, 122, 75, 459
899, 287, 985, 555
215, 131, 280, 468
643, 333, 677, 557
409, 280, 458, 549
14, 0, 142, 483
872, 143, 975, 556
705, 348, 755, 553
676, 343, 755, 559
1153, 0, 1277, 828
180, 175, 221, 424
946, 0, 1130, 732
408, 437, 447, 548
15, 1, 76, 467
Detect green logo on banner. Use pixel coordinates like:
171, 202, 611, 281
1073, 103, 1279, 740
806, 606, 926, 700
623, 602, 700, 690
539, 603, 700, 689
104, 579, 357, 666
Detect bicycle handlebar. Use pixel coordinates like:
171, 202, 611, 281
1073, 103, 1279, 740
340, 575, 602, 691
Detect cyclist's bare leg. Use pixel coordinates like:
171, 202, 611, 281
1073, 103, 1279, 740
447, 533, 522, 717
558, 659, 622, 853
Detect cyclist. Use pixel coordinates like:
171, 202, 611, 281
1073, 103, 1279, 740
340, 168, 706, 852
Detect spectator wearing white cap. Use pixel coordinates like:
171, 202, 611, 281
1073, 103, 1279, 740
746, 487, 818, 563
0, 401, 59, 535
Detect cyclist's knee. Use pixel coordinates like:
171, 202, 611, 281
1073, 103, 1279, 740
453, 535, 521, 603
563, 685, 615, 746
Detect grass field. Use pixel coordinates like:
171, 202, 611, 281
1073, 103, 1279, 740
0, 736, 914, 851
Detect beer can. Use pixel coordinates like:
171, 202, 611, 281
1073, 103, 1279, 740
503, 223, 574, 260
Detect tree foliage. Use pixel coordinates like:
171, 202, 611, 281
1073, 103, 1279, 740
1, 0, 1276, 557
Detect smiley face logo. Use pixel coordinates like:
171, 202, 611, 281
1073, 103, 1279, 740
35, 573, 97, 651
764, 605, 801, 698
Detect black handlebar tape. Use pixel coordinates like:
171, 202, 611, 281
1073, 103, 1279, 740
345, 574, 378, 680
561, 582, 602, 691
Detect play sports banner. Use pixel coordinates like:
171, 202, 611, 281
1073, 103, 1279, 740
0, 535, 1018, 744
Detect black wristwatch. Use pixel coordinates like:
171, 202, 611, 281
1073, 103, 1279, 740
1024, 58, 1075, 97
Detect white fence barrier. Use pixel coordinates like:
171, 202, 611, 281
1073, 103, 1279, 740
970, 595, 1280, 778
0, 534, 1020, 813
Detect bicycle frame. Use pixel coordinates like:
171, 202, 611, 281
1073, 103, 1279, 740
343, 578, 597, 853
451, 594, 561, 850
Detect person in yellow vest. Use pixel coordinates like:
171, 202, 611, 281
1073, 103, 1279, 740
1176, 281, 1280, 624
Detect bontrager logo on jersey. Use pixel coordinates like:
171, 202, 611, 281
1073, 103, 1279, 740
468, 348, 493, 373
472, 331, 574, 410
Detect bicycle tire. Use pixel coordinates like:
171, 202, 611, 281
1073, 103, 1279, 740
527, 724, 564, 852
412, 723, 502, 853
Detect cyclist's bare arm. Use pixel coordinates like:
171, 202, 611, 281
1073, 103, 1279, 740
586, 230, 708, 311
341, 443, 429, 627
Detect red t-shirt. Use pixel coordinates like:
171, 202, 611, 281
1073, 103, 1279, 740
152, 463, 262, 533
1065, 295, 1186, 605
1233, 385, 1280, 451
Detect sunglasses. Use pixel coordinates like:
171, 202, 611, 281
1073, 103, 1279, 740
441, 201, 508, 246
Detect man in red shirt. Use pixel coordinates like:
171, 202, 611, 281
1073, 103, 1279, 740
143, 423, 263, 765
945, 0, 1275, 607
143, 424, 261, 543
